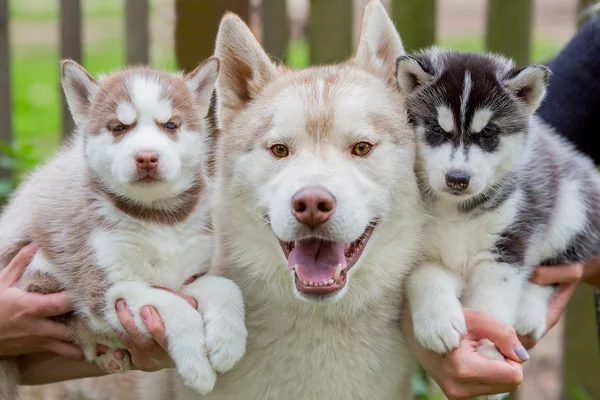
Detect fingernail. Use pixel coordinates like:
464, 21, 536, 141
514, 343, 529, 361
141, 306, 152, 322
116, 300, 127, 313
114, 350, 124, 360
110, 360, 120, 370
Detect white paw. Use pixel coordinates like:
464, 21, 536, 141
477, 339, 504, 361
95, 348, 131, 374
184, 275, 247, 373
515, 301, 547, 340
477, 340, 512, 399
413, 305, 466, 354
166, 313, 218, 394
205, 309, 247, 373
177, 355, 217, 395
484, 393, 511, 400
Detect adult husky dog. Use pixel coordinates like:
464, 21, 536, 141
136, 1, 425, 399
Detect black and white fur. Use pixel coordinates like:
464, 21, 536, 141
400, 47, 600, 399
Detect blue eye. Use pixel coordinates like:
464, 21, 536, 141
113, 125, 125, 132
166, 122, 178, 130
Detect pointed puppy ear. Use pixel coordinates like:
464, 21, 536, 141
60, 59, 99, 127
503, 65, 550, 113
395, 55, 434, 94
185, 57, 220, 117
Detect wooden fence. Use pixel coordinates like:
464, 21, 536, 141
0, 0, 598, 398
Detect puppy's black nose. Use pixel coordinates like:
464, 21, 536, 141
445, 170, 470, 191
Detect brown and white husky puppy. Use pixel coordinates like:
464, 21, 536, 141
0, 59, 246, 399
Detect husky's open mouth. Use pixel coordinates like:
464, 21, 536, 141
279, 224, 376, 296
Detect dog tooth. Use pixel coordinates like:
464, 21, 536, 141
334, 264, 342, 281
327, 279, 334, 285
302, 280, 308, 286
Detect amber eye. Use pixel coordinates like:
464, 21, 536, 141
352, 141, 373, 156
270, 144, 289, 158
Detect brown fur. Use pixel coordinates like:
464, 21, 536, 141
88, 68, 203, 140
88, 173, 206, 226
0, 60, 216, 398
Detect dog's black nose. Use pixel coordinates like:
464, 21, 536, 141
445, 170, 470, 191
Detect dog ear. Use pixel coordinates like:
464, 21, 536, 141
395, 55, 434, 95
503, 65, 550, 113
185, 57, 220, 118
213, 13, 277, 131
60, 59, 99, 127
353, 0, 404, 86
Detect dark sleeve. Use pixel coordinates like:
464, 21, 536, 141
536, 15, 600, 163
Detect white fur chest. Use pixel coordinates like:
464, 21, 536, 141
173, 278, 414, 400
90, 215, 212, 290
425, 194, 520, 275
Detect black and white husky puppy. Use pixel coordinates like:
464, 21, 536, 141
400, 47, 600, 398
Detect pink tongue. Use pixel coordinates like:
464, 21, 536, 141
288, 239, 347, 282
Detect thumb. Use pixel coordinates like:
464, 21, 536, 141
463, 308, 529, 363
0, 244, 38, 289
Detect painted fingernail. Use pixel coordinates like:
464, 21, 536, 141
141, 306, 152, 322
114, 350, 125, 360
116, 300, 127, 313
514, 343, 529, 361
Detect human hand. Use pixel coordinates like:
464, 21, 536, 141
404, 308, 525, 400
107, 289, 198, 372
0, 244, 83, 360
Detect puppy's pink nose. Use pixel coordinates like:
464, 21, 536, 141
135, 151, 159, 171
291, 187, 336, 230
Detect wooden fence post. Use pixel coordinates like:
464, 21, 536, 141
391, 0, 436, 52
0, 0, 11, 179
125, 0, 150, 66
262, 0, 289, 62
174, 0, 250, 73
563, 285, 600, 399
485, 0, 532, 66
174, 0, 250, 175
60, 0, 82, 139
308, 0, 352, 65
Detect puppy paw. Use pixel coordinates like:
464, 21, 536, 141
515, 302, 547, 340
167, 313, 218, 394
413, 305, 466, 354
96, 348, 131, 374
484, 393, 511, 400
477, 339, 504, 361
177, 355, 217, 395
204, 298, 247, 373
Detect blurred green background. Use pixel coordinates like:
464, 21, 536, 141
8, 0, 564, 171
